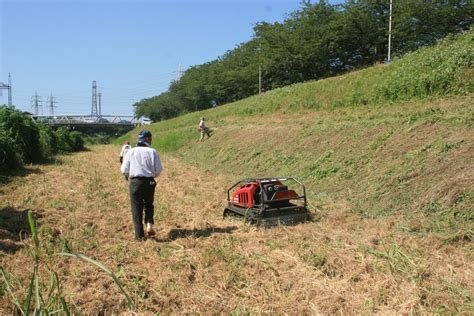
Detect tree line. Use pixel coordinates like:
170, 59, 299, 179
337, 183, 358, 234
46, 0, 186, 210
0, 106, 85, 171
134, 0, 473, 121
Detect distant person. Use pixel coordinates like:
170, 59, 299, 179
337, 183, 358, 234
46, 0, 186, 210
119, 141, 131, 163
120, 130, 163, 241
199, 117, 211, 142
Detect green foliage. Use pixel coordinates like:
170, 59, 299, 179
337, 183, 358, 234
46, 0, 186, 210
377, 31, 474, 101
38, 124, 58, 160
82, 133, 112, 145
69, 131, 85, 151
0, 106, 86, 171
134, 1, 473, 121
54, 128, 72, 153
0, 105, 42, 164
0, 127, 21, 170
54, 128, 84, 153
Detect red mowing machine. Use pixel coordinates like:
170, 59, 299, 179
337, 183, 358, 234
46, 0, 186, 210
223, 177, 310, 226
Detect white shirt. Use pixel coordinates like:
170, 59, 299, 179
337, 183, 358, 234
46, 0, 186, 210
199, 120, 206, 129
120, 144, 163, 178
120, 144, 131, 158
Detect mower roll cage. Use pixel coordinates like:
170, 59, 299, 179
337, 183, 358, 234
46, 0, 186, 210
226, 177, 307, 209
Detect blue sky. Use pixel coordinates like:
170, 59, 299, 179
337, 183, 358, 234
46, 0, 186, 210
1, 0, 343, 116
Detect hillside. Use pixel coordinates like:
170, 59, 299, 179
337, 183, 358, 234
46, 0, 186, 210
120, 30, 473, 240
0, 30, 472, 313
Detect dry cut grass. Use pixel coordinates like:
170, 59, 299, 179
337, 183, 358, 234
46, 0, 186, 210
0, 144, 472, 314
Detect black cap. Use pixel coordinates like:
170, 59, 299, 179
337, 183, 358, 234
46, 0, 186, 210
138, 130, 152, 142
139, 130, 152, 138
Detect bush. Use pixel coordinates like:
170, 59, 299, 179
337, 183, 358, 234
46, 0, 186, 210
69, 131, 85, 151
54, 128, 73, 153
0, 105, 42, 164
54, 128, 85, 153
38, 124, 58, 160
0, 128, 21, 169
83, 133, 111, 145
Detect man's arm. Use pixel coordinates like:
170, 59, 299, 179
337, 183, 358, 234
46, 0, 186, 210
153, 151, 163, 177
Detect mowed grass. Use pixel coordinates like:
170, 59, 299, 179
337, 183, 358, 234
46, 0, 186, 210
1, 143, 472, 314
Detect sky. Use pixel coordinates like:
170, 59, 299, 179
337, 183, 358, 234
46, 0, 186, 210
0, 0, 343, 116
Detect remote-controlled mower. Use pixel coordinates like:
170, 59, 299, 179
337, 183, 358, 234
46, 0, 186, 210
223, 177, 310, 226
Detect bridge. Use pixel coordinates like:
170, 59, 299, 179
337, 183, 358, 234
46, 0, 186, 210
31, 114, 146, 130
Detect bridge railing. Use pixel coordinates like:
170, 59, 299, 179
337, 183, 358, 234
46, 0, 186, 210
31, 115, 141, 126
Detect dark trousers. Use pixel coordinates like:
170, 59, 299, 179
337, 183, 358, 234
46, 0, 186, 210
129, 177, 156, 240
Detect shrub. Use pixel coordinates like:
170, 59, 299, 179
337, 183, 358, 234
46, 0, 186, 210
0, 128, 21, 169
54, 128, 85, 153
38, 124, 58, 160
0, 105, 42, 164
54, 128, 73, 153
69, 131, 85, 151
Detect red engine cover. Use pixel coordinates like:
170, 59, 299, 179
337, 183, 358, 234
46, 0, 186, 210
230, 180, 299, 208
231, 182, 259, 208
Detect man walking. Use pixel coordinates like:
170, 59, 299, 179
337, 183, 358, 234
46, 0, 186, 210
120, 130, 163, 240
119, 140, 131, 163
199, 117, 211, 141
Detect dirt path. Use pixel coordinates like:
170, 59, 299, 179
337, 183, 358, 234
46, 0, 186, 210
1, 145, 472, 313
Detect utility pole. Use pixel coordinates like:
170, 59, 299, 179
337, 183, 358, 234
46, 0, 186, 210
258, 43, 262, 95
46, 93, 57, 115
387, 0, 393, 63
8, 73, 12, 106
91, 80, 98, 116
98, 91, 102, 116
0, 72, 12, 106
30, 92, 42, 115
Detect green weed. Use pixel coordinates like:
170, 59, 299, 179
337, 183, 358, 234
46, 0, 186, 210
1, 211, 134, 313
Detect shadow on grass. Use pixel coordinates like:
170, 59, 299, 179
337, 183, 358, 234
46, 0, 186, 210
153, 225, 238, 242
0, 167, 44, 185
0, 207, 42, 253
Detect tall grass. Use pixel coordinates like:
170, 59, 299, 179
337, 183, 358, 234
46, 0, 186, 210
376, 30, 474, 101
0, 211, 134, 314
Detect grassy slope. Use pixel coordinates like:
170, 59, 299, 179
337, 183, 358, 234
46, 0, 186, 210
120, 30, 473, 240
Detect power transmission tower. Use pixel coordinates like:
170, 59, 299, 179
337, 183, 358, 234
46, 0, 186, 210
174, 63, 185, 80
0, 72, 12, 106
98, 91, 102, 116
91, 80, 98, 116
46, 93, 57, 115
30, 92, 43, 115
